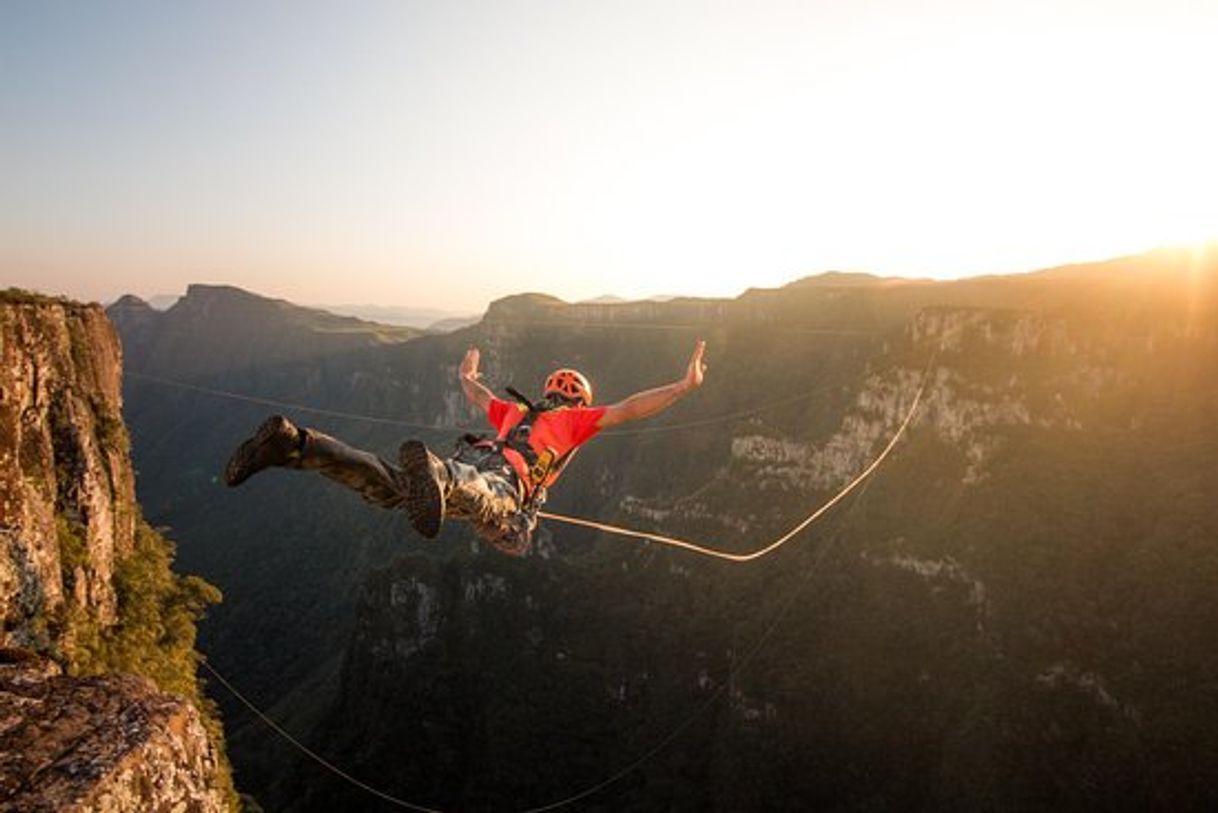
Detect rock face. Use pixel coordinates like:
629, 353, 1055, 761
0, 654, 226, 813
0, 295, 135, 652
0, 292, 231, 812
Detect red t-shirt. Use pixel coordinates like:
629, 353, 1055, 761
486, 397, 607, 491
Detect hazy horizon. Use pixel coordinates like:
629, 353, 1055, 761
4, 1, 1216, 312
9, 240, 1213, 316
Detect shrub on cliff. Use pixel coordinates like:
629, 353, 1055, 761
71, 518, 239, 809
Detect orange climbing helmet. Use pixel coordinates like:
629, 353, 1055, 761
543, 368, 593, 406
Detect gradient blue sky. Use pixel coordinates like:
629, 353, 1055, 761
3, 1, 1216, 312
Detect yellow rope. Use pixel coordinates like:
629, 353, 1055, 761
538, 361, 931, 562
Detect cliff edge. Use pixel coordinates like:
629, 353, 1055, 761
0, 292, 134, 651
0, 290, 234, 811
0, 653, 226, 812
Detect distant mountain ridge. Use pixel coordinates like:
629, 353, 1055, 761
110, 284, 422, 378
783, 270, 900, 288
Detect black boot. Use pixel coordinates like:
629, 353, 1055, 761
398, 440, 448, 539
224, 415, 302, 486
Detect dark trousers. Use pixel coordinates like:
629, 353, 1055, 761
291, 429, 533, 556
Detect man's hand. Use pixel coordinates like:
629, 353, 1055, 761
684, 340, 707, 392
458, 346, 493, 411
460, 347, 481, 380
599, 339, 708, 428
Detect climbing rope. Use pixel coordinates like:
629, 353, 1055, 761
126, 366, 853, 438
129, 356, 934, 561
538, 356, 932, 561
125, 370, 470, 432
199, 659, 442, 813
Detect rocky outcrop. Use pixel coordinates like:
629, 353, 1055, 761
0, 292, 233, 812
0, 654, 226, 812
0, 295, 135, 652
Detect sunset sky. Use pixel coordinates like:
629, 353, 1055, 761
3, 0, 1216, 313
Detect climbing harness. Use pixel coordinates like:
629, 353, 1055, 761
469, 386, 581, 504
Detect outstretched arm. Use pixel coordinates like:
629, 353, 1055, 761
598, 340, 706, 429
459, 347, 495, 412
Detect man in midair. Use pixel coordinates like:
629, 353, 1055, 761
224, 341, 707, 555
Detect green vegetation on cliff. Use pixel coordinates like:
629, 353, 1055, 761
73, 520, 220, 698
68, 517, 240, 810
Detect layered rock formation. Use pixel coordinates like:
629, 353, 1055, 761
0, 291, 232, 812
0, 293, 134, 652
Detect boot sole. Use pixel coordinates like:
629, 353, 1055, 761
224, 415, 296, 487
399, 440, 444, 539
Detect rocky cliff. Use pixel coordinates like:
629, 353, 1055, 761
0, 291, 234, 812
0, 654, 226, 813
0, 291, 134, 652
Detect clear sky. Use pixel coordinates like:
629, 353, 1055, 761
3, 1, 1216, 313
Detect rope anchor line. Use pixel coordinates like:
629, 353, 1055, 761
538, 363, 930, 561
128, 360, 929, 562
200, 660, 443, 812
